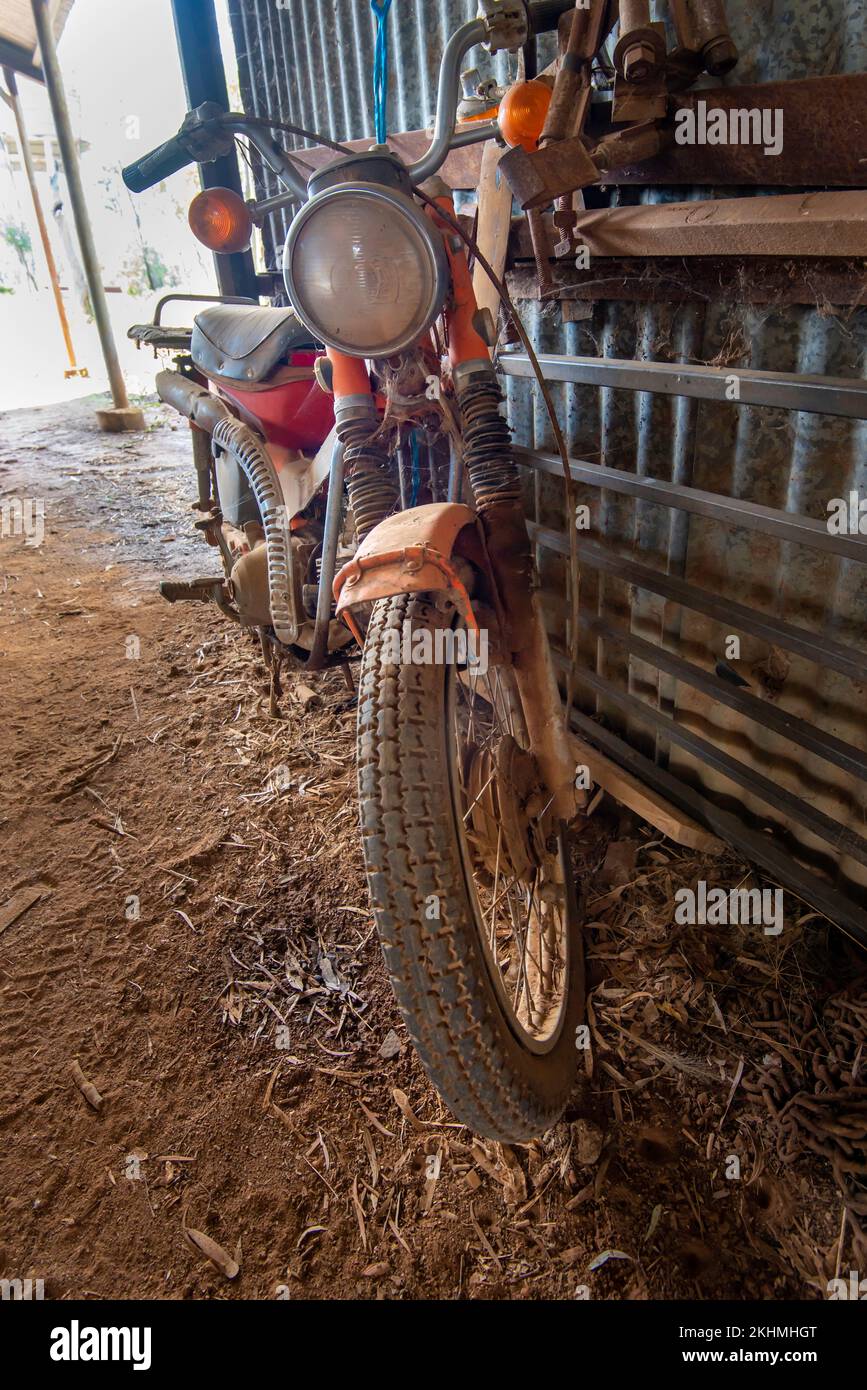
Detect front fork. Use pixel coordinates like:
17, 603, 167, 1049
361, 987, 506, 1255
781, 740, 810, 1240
432, 192, 581, 824
329, 196, 582, 824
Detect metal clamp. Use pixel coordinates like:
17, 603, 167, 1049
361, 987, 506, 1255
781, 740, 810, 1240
477, 0, 530, 52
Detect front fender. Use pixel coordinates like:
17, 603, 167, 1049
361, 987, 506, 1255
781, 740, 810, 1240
333, 502, 500, 644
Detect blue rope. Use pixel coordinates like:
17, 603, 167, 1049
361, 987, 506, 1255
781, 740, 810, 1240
409, 429, 422, 508
371, 0, 393, 145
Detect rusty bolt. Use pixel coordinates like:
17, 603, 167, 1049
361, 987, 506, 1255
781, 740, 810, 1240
623, 41, 657, 83
703, 36, 739, 77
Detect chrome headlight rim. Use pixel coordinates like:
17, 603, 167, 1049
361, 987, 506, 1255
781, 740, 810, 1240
282, 181, 448, 359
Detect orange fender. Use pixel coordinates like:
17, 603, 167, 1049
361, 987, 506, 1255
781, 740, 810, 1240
333, 502, 500, 646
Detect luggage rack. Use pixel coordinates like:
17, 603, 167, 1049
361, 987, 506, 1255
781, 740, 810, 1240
127, 291, 256, 354
500, 350, 867, 946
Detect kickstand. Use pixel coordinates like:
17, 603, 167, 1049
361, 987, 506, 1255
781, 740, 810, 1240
269, 659, 283, 718
260, 631, 283, 718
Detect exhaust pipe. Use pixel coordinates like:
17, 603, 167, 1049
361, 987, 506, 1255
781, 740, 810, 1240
156, 368, 230, 434
156, 369, 299, 646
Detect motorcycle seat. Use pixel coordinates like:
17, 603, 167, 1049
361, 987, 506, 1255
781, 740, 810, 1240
191, 304, 316, 384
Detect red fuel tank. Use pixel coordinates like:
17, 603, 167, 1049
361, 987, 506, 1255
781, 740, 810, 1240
217, 352, 333, 452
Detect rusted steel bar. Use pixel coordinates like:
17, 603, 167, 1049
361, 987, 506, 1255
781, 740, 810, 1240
576, 611, 867, 783
515, 447, 867, 563
500, 74, 867, 204
530, 526, 867, 684
500, 351, 867, 419
567, 662, 867, 869
505, 254, 867, 306
540, 0, 611, 145
563, 701, 867, 948
568, 191, 867, 259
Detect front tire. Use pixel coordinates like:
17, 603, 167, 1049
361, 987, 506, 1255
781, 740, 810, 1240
357, 593, 584, 1141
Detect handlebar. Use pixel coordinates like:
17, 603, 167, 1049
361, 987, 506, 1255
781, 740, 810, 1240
122, 132, 193, 194
123, 1, 574, 201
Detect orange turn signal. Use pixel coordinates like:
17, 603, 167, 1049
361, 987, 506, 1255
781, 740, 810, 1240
497, 79, 552, 152
188, 187, 253, 253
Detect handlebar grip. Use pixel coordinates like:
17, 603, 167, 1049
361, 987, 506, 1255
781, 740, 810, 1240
122, 133, 192, 193
526, 0, 580, 32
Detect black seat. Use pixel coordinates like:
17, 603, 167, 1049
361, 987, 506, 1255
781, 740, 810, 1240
191, 304, 315, 383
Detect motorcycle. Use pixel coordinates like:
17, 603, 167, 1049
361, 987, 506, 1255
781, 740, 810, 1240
123, 0, 587, 1142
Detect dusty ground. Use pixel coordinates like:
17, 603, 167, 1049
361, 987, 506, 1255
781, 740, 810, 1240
1, 394, 865, 1301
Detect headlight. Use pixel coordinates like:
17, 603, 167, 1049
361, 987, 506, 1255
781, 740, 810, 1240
283, 183, 448, 358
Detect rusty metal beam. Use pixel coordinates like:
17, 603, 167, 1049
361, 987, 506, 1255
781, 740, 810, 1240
569, 191, 867, 259
563, 703, 867, 948
516, 447, 867, 564
530, 526, 867, 685
500, 74, 867, 206
506, 256, 867, 305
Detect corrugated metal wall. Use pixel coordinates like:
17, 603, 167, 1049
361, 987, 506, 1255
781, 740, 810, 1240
228, 0, 867, 900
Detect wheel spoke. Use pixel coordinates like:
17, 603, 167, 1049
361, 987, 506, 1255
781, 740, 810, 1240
447, 657, 571, 1044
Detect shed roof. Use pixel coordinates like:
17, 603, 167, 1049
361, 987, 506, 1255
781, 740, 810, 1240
0, 0, 74, 82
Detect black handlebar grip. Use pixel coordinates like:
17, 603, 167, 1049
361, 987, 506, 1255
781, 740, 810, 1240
122, 134, 192, 193
526, 0, 580, 32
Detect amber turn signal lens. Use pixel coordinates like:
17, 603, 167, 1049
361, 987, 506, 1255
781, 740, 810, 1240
188, 187, 253, 253
497, 79, 552, 152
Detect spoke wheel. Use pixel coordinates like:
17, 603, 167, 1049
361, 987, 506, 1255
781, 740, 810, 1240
357, 594, 585, 1141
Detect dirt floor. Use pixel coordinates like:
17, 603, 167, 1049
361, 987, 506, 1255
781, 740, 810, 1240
1, 393, 865, 1301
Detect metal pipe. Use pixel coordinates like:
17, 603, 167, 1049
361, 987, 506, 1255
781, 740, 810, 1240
3, 67, 83, 378
516, 448, 867, 563
156, 368, 231, 435
565, 658, 867, 869
448, 119, 501, 151
530, 525, 867, 684
30, 0, 132, 415
249, 187, 303, 221
501, 350, 867, 419
306, 439, 346, 671
408, 18, 488, 184
566, 704, 867, 947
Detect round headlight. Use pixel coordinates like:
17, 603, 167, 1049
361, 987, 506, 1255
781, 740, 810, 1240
283, 183, 448, 358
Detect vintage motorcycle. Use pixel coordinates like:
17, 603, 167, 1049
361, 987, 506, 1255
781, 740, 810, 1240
123, 0, 587, 1142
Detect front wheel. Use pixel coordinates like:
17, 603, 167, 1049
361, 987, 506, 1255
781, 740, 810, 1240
357, 593, 585, 1141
